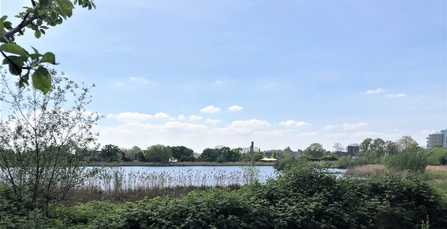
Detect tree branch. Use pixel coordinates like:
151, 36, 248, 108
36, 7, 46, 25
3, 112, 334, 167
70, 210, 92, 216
3, 13, 38, 39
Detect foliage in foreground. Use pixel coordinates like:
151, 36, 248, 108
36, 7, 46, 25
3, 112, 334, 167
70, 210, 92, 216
0, 72, 101, 215
0, 166, 442, 228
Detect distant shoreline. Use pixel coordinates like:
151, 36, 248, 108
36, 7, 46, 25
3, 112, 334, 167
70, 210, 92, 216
82, 161, 275, 167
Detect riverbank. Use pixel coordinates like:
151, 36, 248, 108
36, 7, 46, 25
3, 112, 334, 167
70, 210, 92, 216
82, 161, 275, 167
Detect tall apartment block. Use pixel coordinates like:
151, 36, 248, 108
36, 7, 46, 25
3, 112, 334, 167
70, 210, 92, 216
427, 129, 447, 148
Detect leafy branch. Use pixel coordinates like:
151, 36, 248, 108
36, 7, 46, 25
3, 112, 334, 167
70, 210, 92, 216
0, 0, 96, 94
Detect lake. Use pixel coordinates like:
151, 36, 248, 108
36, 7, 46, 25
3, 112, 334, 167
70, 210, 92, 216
83, 166, 346, 190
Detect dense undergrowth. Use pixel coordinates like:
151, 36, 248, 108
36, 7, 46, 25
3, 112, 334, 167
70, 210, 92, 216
1, 166, 446, 229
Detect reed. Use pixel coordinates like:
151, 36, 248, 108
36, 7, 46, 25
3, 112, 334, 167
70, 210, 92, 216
426, 165, 447, 173
60, 166, 271, 205
345, 164, 387, 177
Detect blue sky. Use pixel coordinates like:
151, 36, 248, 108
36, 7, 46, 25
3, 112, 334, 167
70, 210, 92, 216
2, 0, 446, 152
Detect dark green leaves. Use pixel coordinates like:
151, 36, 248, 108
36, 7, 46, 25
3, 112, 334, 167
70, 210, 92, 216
55, 0, 74, 17
0, 43, 29, 60
0, 44, 29, 75
41, 52, 56, 64
32, 66, 52, 94
2, 56, 23, 75
39, 0, 53, 8
1, 0, 95, 92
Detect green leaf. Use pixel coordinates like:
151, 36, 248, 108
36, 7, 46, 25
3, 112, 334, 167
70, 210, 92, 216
56, 0, 74, 17
32, 66, 52, 94
2, 56, 24, 76
41, 52, 57, 64
0, 20, 3, 37
31, 46, 40, 55
19, 73, 30, 87
34, 29, 41, 38
0, 43, 29, 60
39, 0, 53, 8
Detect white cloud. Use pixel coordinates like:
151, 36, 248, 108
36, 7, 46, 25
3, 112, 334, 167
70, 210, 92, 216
215, 126, 252, 135
386, 93, 406, 98
154, 112, 174, 120
228, 105, 243, 112
342, 122, 368, 130
296, 132, 318, 137
200, 105, 221, 113
350, 131, 386, 138
188, 115, 202, 122
365, 88, 385, 94
323, 125, 339, 130
231, 119, 271, 128
161, 121, 208, 132
129, 77, 149, 84
279, 120, 312, 127
106, 112, 152, 122
204, 118, 222, 125
112, 76, 150, 88
177, 115, 186, 121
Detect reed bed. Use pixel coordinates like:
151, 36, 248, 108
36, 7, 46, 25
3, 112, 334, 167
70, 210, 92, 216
345, 164, 387, 177
61, 167, 273, 204
427, 165, 447, 173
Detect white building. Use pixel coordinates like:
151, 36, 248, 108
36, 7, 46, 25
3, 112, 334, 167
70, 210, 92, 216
427, 129, 447, 148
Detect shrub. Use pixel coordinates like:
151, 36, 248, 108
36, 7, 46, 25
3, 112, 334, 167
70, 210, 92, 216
385, 149, 428, 172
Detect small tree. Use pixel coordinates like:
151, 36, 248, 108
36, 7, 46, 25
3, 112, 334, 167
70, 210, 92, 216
304, 143, 326, 158
100, 144, 123, 162
144, 145, 172, 163
0, 70, 101, 214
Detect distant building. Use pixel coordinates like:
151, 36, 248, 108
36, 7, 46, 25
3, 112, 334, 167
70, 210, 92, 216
347, 144, 360, 156
427, 129, 447, 148
264, 151, 273, 158
292, 149, 303, 157
242, 141, 260, 154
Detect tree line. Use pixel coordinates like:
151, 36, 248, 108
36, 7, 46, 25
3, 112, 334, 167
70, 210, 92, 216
84, 144, 269, 163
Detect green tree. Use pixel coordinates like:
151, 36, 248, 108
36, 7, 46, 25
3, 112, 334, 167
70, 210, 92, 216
0, 0, 95, 93
0, 72, 101, 214
427, 146, 447, 165
100, 144, 123, 162
198, 148, 218, 162
371, 138, 386, 157
385, 142, 427, 172
359, 138, 372, 153
303, 143, 325, 158
396, 136, 417, 152
384, 140, 399, 155
144, 145, 172, 163
126, 146, 142, 161
227, 148, 242, 162
170, 146, 195, 162
284, 146, 293, 153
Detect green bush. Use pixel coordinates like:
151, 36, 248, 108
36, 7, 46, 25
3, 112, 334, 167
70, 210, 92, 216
0, 187, 63, 228
39, 166, 447, 228
427, 146, 447, 165
385, 149, 428, 172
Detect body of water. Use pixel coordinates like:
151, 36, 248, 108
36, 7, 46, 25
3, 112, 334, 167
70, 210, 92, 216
82, 166, 346, 190
83, 166, 277, 190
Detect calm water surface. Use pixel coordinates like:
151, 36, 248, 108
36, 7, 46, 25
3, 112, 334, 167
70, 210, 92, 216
83, 166, 346, 190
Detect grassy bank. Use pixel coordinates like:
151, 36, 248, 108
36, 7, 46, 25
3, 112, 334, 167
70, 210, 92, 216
82, 161, 275, 167
346, 164, 447, 196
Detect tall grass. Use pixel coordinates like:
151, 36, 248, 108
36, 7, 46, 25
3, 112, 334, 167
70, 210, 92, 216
62, 167, 274, 204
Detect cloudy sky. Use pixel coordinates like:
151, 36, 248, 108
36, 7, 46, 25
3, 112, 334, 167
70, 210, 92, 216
1, 0, 446, 152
